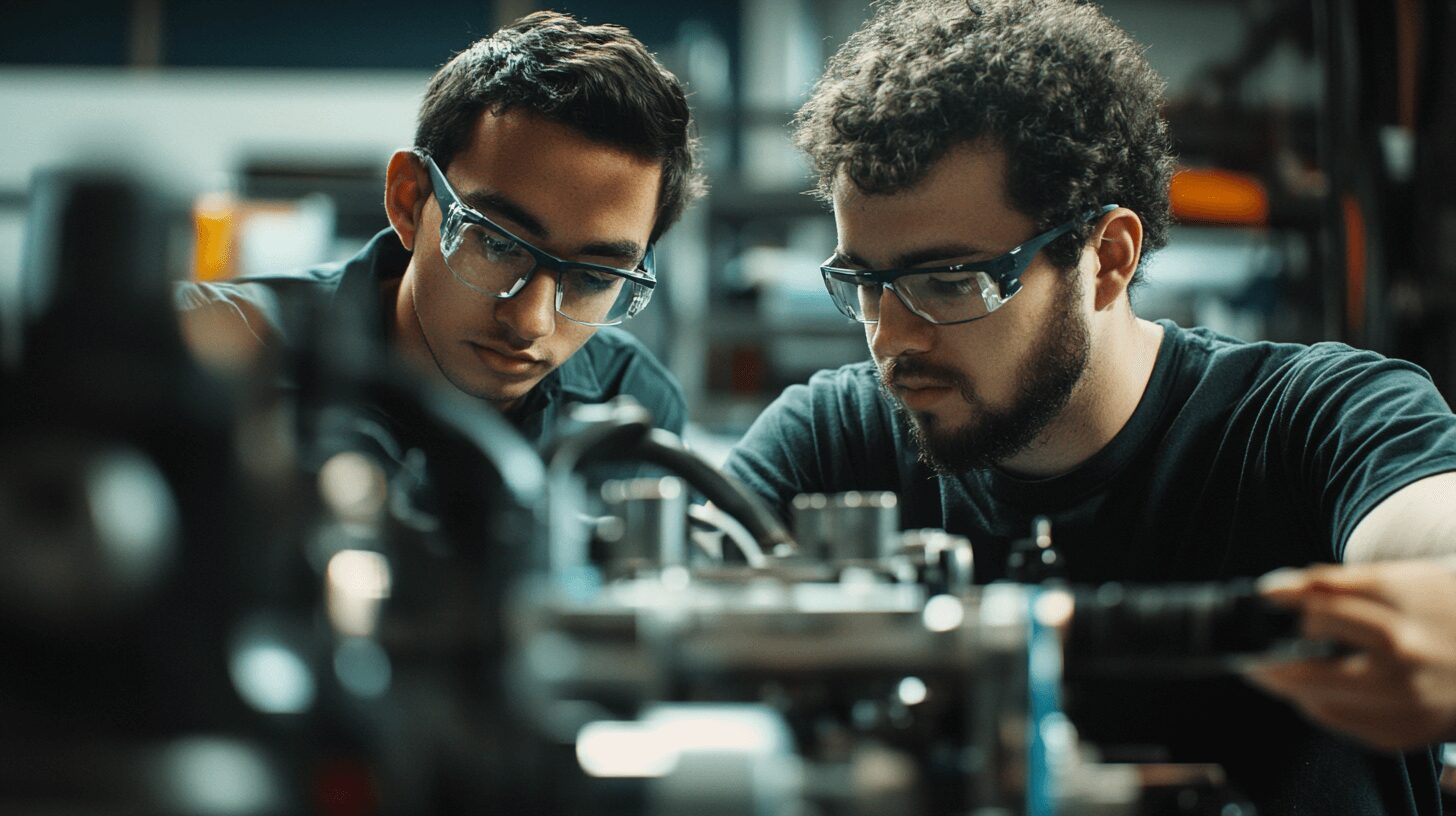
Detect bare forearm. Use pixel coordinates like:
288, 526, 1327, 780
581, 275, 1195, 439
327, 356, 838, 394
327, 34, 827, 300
1343, 472, 1456, 563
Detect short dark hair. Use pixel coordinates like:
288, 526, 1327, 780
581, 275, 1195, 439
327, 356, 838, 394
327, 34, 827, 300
794, 0, 1175, 282
415, 11, 705, 243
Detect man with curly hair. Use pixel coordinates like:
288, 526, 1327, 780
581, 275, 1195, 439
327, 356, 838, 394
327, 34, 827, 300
724, 1, 1456, 812
180, 12, 702, 448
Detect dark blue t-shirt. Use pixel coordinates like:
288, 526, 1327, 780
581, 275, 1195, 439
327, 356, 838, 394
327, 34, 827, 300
725, 320, 1456, 815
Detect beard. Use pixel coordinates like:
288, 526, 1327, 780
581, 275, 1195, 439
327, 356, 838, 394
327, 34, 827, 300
879, 271, 1091, 474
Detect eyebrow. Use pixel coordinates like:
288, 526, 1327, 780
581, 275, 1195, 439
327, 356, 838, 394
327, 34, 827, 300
461, 189, 547, 239
830, 243, 999, 270
459, 188, 646, 266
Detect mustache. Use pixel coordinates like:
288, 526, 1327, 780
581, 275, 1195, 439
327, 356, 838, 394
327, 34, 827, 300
879, 356, 967, 391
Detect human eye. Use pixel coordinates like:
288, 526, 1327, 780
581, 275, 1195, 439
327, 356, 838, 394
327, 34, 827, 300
564, 267, 622, 295
920, 270, 979, 297
475, 230, 526, 263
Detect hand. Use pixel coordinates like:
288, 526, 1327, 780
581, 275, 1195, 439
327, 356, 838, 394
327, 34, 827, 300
1245, 558, 1456, 752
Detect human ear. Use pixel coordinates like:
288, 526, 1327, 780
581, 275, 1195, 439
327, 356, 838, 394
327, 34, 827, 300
384, 150, 430, 253
1089, 208, 1143, 311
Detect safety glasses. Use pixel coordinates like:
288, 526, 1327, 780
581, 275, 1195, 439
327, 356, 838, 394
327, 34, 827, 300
419, 151, 656, 327
820, 204, 1117, 325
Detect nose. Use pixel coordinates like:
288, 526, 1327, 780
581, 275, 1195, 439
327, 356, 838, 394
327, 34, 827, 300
868, 286, 935, 360
494, 266, 557, 342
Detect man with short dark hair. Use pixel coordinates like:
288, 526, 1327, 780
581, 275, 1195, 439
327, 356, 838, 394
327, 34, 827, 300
724, 1, 1456, 812
181, 11, 703, 446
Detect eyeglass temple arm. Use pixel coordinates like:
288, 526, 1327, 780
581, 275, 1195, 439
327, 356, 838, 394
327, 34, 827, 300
993, 204, 1119, 296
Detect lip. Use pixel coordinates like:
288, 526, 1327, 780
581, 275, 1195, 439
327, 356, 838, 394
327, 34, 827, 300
468, 342, 544, 378
894, 382, 954, 411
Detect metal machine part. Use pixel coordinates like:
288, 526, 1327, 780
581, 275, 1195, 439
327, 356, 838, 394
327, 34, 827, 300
0, 434, 178, 627
518, 412, 1303, 814
511, 491, 1294, 815
889, 528, 976, 596
599, 476, 690, 575
1007, 516, 1066, 583
791, 490, 900, 562
544, 398, 794, 577
0, 168, 297, 813
516, 574, 1279, 814
0, 167, 549, 815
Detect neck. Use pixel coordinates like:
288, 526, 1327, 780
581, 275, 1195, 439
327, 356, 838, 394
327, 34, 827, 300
388, 268, 435, 377
998, 314, 1163, 479
389, 266, 521, 413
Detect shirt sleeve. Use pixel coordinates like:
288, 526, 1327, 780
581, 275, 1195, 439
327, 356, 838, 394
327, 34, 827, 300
174, 280, 287, 346
724, 364, 903, 523
647, 375, 687, 435
1276, 345, 1456, 559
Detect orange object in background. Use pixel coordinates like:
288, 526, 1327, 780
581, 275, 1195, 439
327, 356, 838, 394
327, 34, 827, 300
1170, 168, 1270, 226
190, 193, 336, 282
1343, 194, 1366, 335
192, 192, 236, 282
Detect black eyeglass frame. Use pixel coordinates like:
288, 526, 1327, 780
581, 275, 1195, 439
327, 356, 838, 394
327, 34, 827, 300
416, 150, 657, 327
820, 204, 1118, 326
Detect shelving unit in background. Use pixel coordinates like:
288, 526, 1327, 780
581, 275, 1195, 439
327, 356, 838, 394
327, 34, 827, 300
652, 0, 871, 433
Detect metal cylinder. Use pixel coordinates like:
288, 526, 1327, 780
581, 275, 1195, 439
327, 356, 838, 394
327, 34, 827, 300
790, 491, 899, 563
599, 476, 689, 571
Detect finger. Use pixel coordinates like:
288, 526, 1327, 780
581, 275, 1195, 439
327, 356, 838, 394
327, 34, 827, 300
1256, 568, 1315, 605
1301, 560, 1435, 602
1256, 562, 1383, 605
1245, 653, 1396, 702
1300, 594, 1405, 654
1244, 657, 1345, 695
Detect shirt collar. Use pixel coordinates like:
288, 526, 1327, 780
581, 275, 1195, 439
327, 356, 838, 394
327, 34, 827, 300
333, 229, 411, 326
551, 341, 607, 401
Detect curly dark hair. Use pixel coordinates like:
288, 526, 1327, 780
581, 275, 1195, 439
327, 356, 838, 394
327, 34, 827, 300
415, 11, 705, 243
793, 0, 1175, 282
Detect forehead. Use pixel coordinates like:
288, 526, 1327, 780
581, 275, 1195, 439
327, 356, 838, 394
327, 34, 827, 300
831, 143, 1035, 263
448, 109, 662, 244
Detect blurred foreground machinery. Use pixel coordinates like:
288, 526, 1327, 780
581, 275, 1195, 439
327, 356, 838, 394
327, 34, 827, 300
0, 167, 548, 814
0, 167, 1316, 815
513, 405, 1307, 816
0, 168, 289, 813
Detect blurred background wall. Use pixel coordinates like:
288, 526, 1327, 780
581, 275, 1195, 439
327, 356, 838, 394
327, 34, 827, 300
2, 0, 1452, 448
